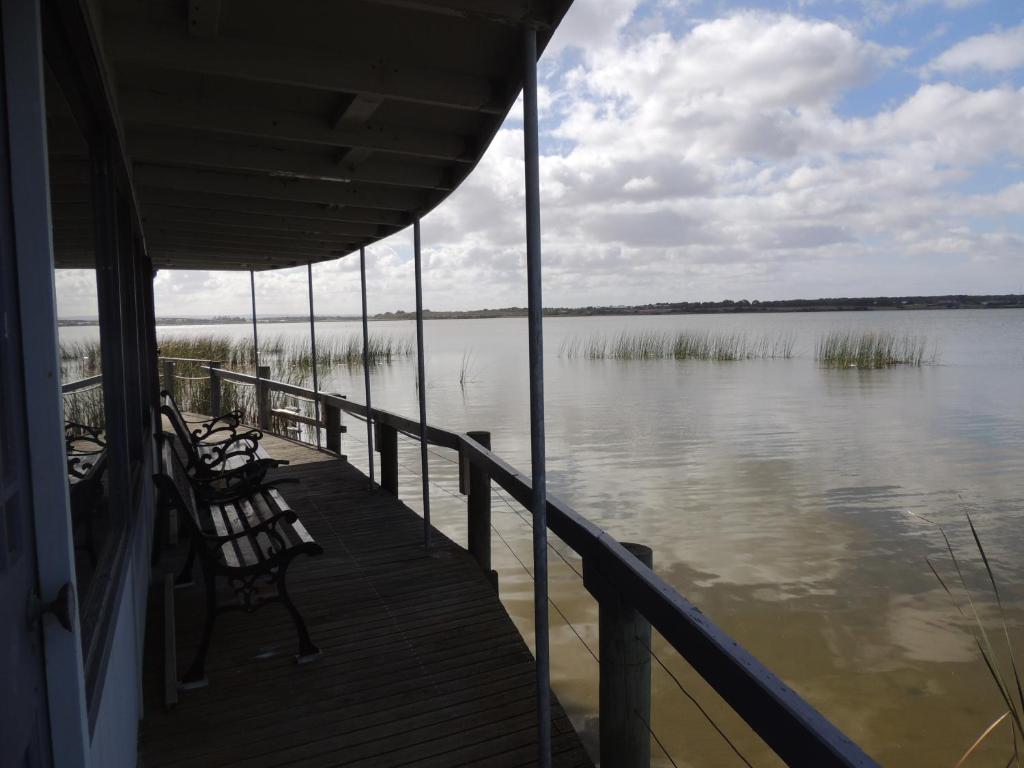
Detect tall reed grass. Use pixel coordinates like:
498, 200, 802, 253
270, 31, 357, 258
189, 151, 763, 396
815, 330, 936, 368
559, 330, 796, 361
154, 332, 413, 368
58, 332, 411, 429
63, 385, 105, 428
909, 510, 1023, 766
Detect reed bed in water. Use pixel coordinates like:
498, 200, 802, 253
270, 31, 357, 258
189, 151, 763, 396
60, 332, 413, 372
155, 333, 414, 367
559, 330, 796, 361
815, 330, 936, 368
58, 332, 412, 427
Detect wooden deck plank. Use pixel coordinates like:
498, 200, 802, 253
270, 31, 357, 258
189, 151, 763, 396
142, 432, 593, 768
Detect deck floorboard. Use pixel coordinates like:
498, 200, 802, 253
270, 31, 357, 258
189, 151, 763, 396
140, 432, 593, 768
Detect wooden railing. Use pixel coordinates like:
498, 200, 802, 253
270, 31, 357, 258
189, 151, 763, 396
62, 373, 103, 393
153, 357, 877, 767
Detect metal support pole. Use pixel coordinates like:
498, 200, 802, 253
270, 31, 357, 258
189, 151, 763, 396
413, 219, 431, 549
522, 26, 551, 767
250, 267, 261, 366
359, 247, 375, 488
307, 262, 321, 448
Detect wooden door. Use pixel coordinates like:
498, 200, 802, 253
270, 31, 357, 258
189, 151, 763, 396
0, 17, 53, 766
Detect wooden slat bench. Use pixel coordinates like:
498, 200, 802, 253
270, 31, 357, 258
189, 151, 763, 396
154, 437, 322, 691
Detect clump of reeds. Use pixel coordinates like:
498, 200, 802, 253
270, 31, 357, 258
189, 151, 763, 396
559, 330, 795, 361
909, 509, 1023, 766
152, 332, 413, 369
63, 385, 105, 428
815, 330, 936, 368
59, 340, 103, 382
458, 349, 475, 390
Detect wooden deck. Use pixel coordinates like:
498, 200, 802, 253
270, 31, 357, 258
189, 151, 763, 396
140, 433, 594, 768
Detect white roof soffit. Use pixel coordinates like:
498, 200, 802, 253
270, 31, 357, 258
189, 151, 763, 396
92, 0, 574, 271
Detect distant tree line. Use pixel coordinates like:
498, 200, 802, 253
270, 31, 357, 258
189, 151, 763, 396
373, 294, 1024, 320
57, 295, 1024, 326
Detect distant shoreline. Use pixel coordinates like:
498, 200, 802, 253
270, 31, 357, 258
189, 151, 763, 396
57, 293, 1024, 326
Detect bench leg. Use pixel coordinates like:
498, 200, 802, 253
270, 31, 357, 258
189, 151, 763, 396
180, 560, 217, 689
276, 561, 320, 662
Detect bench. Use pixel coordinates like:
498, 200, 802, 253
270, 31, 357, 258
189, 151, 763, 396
159, 391, 287, 503
65, 434, 106, 573
154, 437, 322, 689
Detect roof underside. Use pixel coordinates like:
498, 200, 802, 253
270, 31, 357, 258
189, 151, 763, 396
49, 0, 572, 271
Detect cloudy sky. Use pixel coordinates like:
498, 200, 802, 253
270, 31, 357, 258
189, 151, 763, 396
59, 0, 1023, 317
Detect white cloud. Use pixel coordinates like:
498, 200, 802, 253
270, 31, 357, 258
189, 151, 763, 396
546, 0, 641, 55
124, 6, 1024, 317
925, 24, 1024, 75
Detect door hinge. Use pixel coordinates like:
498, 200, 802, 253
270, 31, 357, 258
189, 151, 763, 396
27, 582, 75, 632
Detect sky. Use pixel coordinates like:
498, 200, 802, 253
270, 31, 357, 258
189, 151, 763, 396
58, 0, 1023, 317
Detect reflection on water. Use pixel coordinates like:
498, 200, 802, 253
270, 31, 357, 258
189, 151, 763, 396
63, 309, 1024, 765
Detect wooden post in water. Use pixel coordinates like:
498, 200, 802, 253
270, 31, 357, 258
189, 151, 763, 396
378, 423, 398, 497
323, 395, 343, 454
208, 361, 222, 416
466, 431, 497, 591
585, 542, 653, 768
162, 360, 174, 397
256, 364, 271, 429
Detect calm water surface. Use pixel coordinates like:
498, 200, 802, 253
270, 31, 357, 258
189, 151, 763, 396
63, 310, 1024, 765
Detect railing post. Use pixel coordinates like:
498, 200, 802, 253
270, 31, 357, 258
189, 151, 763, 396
378, 423, 398, 497
324, 394, 343, 453
208, 361, 222, 416
466, 431, 497, 591
256, 364, 271, 429
162, 359, 174, 397
585, 543, 653, 768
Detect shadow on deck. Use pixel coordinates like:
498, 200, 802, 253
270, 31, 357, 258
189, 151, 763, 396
140, 433, 593, 768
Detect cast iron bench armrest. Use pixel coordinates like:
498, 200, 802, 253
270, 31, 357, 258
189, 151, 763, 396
181, 409, 243, 427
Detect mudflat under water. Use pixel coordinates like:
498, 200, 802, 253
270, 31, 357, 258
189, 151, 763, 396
63, 309, 1024, 765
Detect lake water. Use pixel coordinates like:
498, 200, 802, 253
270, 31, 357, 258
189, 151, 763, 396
62, 309, 1024, 765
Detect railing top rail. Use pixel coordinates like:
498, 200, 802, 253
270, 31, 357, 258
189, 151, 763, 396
324, 395, 461, 450
203, 366, 255, 382
62, 374, 104, 393
158, 356, 215, 364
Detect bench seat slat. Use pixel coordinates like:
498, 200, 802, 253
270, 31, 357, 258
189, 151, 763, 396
289, 519, 315, 546
238, 498, 278, 563
267, 488, 292, 513
209, 502, 242, 569
250, 491, 296, 550
222, 502, 261, 567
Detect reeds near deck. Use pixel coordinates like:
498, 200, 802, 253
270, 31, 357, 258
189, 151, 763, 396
560, 330, 796, 361
815, 330, 935, 368
59, 332, 412, 430
154, 333, 413, 368
59, 332, 412, 375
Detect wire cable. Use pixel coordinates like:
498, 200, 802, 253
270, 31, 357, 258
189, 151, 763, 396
634, 708, 680, 768
638, 635, 754, 767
